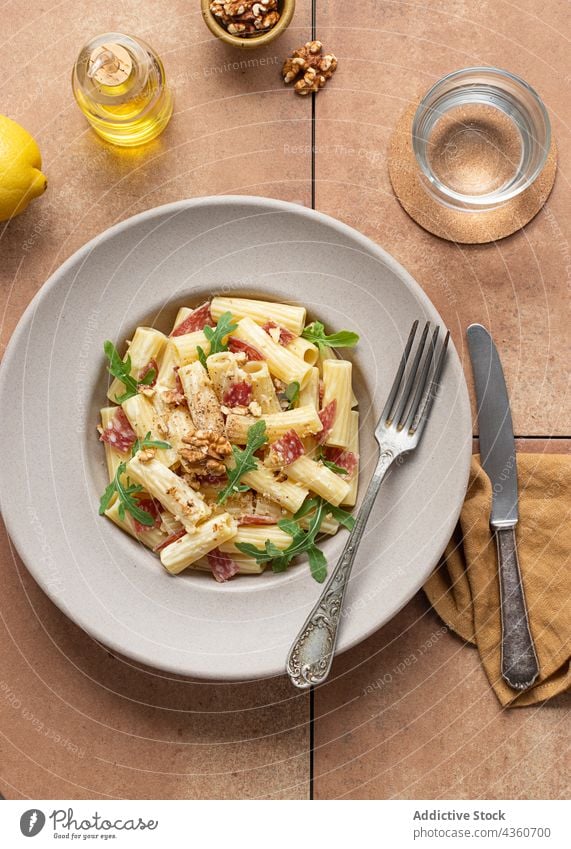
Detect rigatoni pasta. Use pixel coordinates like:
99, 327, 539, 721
97, 296, 360, 583
211, 296, 306, 335
321, 360, 352, 448
232, 317, 312, 387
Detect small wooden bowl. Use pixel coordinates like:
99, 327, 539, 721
201, 0, 296, 50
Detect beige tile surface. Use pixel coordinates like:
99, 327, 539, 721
314, 0, 571, 436
0, 523, 309, 799
0, 0, 312, 800
313, 442, 570, 799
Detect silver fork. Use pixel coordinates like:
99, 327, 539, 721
286, 320, 450, 689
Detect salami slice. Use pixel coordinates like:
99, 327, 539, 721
325, 447, 358, 477
262, 321, 296, 347
208, 548, 239, 583
171, 302, 212, 336
223, 380, 252, 408
138, 357, 158, 387
153, 527, 187, 552
269, 429, 305, 466
227, 337, 265, 360
317, 400, 337, 444
99, 408, 137, 454
132, 497, 162, 534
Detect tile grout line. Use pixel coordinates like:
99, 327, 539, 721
309, 0, 317, 803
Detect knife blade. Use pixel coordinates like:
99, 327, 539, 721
467, 323, 539, 690
467, 323, 518, 528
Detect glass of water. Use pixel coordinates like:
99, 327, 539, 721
412, 67, 550, 211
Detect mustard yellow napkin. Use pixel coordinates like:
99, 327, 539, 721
424, 453, 571, 707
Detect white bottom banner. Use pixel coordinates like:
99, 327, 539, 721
0, 799, 567, 848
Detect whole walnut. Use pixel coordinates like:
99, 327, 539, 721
282, 41, 338, 95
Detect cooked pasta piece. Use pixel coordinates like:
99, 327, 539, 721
155, 339, 180, 391
211, 296, 306, 335
121, 394, 178, 467
299, 511, 339, 535
207, 351, 250, 404
127, 455, 211, 530
298, 367, 320, 411
232, 317, 312, 387
286, 336, 319, 366
286, 455, 351, 506
239, 461, 308, 513
194, 553, 266, 574
162, 406, 195, 457
170, 331, 210, 366
160, 513, 238, 574
178, 361, 225, 433
171, 306, 192, 334
107, 327, 166, 402
243, 361, 281, 413
104, 500, 167, 550
100, 407, 125, 482
226, 404, 322, 444
342, 410, 360, 507
321, 359, 352, 448
218, 524, 292, 553
317, 344, 337, 376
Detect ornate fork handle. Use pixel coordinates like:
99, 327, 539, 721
287, 448, 396, 689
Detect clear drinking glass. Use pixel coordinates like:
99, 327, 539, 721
412, 67, 550, 211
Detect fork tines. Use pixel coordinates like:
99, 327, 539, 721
381, 320, 450, 436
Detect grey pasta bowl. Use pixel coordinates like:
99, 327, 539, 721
0, 196, 471, 680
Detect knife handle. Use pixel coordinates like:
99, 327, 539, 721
495, 527, 539, 690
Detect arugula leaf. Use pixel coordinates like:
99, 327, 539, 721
293, 495, 355, 530
103, 340, 156, 403
236, 496, 356, 581
321, 458, 348, 475
315, 447, 348, 475
132, 431, 171, 457
196, 311, 237, 370
237, 500, 326, 573
280, 380, 300, 410
307, 545, 328, 583
217, 420, 268, 504
98, 461, 155, 526
301, 320, 359, 350
236, 496, 349, 582
322, 502, 356, 531
197, 346, 208, 369
99, 480, 118, 516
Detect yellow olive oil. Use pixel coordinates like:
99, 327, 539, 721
72, 33, 173, 147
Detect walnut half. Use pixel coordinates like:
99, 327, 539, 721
179, 429, 232, 476
282, 40, 338, 95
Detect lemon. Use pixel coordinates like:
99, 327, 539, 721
0, 115, 47, 222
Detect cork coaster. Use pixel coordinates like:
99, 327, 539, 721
388, 99, 557, 244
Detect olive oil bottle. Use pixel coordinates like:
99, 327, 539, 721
72, 33, 173, 147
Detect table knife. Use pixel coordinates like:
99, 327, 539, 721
467, 323, 539, 690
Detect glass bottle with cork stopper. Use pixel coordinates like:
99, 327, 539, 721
72, 33, 173, 147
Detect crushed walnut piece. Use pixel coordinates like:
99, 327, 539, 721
248, 400, 262, 417
282, 40, 337, 95
210, 1, 280, 38
179, 429, 232, 476
138, 384, 155, 398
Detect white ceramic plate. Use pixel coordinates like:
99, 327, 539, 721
0, 196, 471, 680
